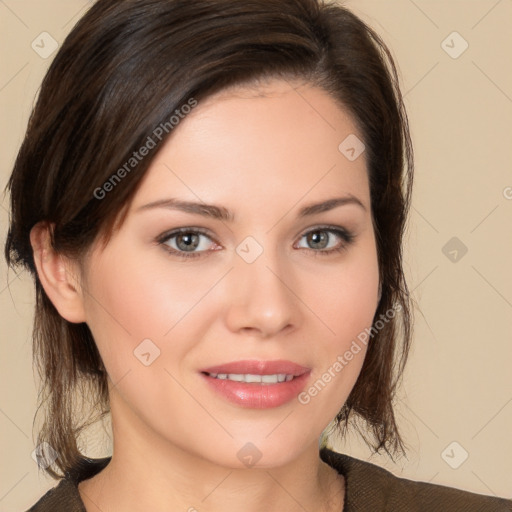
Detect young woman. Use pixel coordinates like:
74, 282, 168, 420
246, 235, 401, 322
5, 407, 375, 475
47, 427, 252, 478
4, 0, 511, 511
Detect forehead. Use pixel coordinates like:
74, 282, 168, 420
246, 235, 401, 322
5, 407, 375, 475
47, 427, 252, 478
128, 79, 369, 216
163, 78, 362, 157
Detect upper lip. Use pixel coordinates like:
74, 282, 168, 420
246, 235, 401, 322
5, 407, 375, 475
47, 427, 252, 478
200, 360, 310, 376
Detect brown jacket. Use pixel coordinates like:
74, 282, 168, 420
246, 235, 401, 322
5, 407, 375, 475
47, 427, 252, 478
27, 448, 511, 511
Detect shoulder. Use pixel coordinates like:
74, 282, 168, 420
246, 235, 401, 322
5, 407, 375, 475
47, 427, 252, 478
25, 457, 111, 512
320, 447, 512, 512
25, 479, 84, 512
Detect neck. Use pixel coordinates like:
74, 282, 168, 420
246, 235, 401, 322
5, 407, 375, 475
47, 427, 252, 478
78, 389, 344, 512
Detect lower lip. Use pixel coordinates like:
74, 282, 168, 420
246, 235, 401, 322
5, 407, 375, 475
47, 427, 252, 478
201, 372, 311, 409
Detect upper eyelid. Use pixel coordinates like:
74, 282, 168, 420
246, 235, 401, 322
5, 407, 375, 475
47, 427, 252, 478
157, 226, 216, 242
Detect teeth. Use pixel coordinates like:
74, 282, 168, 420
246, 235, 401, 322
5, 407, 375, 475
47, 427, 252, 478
208, 373, 295, 384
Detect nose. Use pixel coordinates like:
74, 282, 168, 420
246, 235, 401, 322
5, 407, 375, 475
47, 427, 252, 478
223, 247, 301, 338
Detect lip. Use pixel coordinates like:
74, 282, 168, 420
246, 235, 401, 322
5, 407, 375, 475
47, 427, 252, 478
199, 360, 311, 409
200, 359, 310, 376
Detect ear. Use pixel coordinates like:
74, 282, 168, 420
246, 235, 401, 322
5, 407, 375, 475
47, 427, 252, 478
30, 222, 86, 323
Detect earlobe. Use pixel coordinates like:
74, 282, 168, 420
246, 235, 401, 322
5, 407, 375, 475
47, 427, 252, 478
30, 222, 86, 323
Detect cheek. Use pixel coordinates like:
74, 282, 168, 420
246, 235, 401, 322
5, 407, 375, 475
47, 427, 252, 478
298, 237, 379, 406
306, 237, 380, 345
84, 247, 213, 339
81, 244, 227, 386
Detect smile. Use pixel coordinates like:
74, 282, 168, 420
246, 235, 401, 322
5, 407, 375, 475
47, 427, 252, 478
205, 373, 295, 383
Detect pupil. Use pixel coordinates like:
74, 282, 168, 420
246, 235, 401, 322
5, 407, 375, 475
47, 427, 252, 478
309, 231, 327, 249
177, 233, 199, 251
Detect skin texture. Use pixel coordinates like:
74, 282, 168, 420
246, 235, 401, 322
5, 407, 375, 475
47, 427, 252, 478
30, 79, 380, 512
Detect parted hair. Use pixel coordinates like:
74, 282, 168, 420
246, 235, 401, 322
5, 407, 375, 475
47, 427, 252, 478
4, 0, 413, 479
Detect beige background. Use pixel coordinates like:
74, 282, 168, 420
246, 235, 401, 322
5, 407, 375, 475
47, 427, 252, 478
1, 0, 511, 509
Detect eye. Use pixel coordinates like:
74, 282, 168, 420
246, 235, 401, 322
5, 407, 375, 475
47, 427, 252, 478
295, 226, 355, 255
156, 225, 355, 260
157, 228, 220, 259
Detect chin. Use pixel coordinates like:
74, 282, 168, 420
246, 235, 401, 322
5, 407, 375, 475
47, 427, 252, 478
207, 434, 316, 470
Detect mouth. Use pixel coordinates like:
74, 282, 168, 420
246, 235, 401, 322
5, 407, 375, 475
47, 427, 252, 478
200, 359, 310, 381
202, 372, 297, 384
199, 360, 311, 408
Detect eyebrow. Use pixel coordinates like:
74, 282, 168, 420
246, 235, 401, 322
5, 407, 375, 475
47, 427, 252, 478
135, 194, 366, 221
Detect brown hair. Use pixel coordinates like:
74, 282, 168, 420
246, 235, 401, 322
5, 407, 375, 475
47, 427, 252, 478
4, 0, 413, 479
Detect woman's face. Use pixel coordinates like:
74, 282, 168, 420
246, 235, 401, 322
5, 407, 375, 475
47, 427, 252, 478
78, 79, 380, 468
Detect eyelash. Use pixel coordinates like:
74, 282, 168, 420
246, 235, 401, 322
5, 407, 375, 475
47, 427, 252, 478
156, 226, 356, 260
